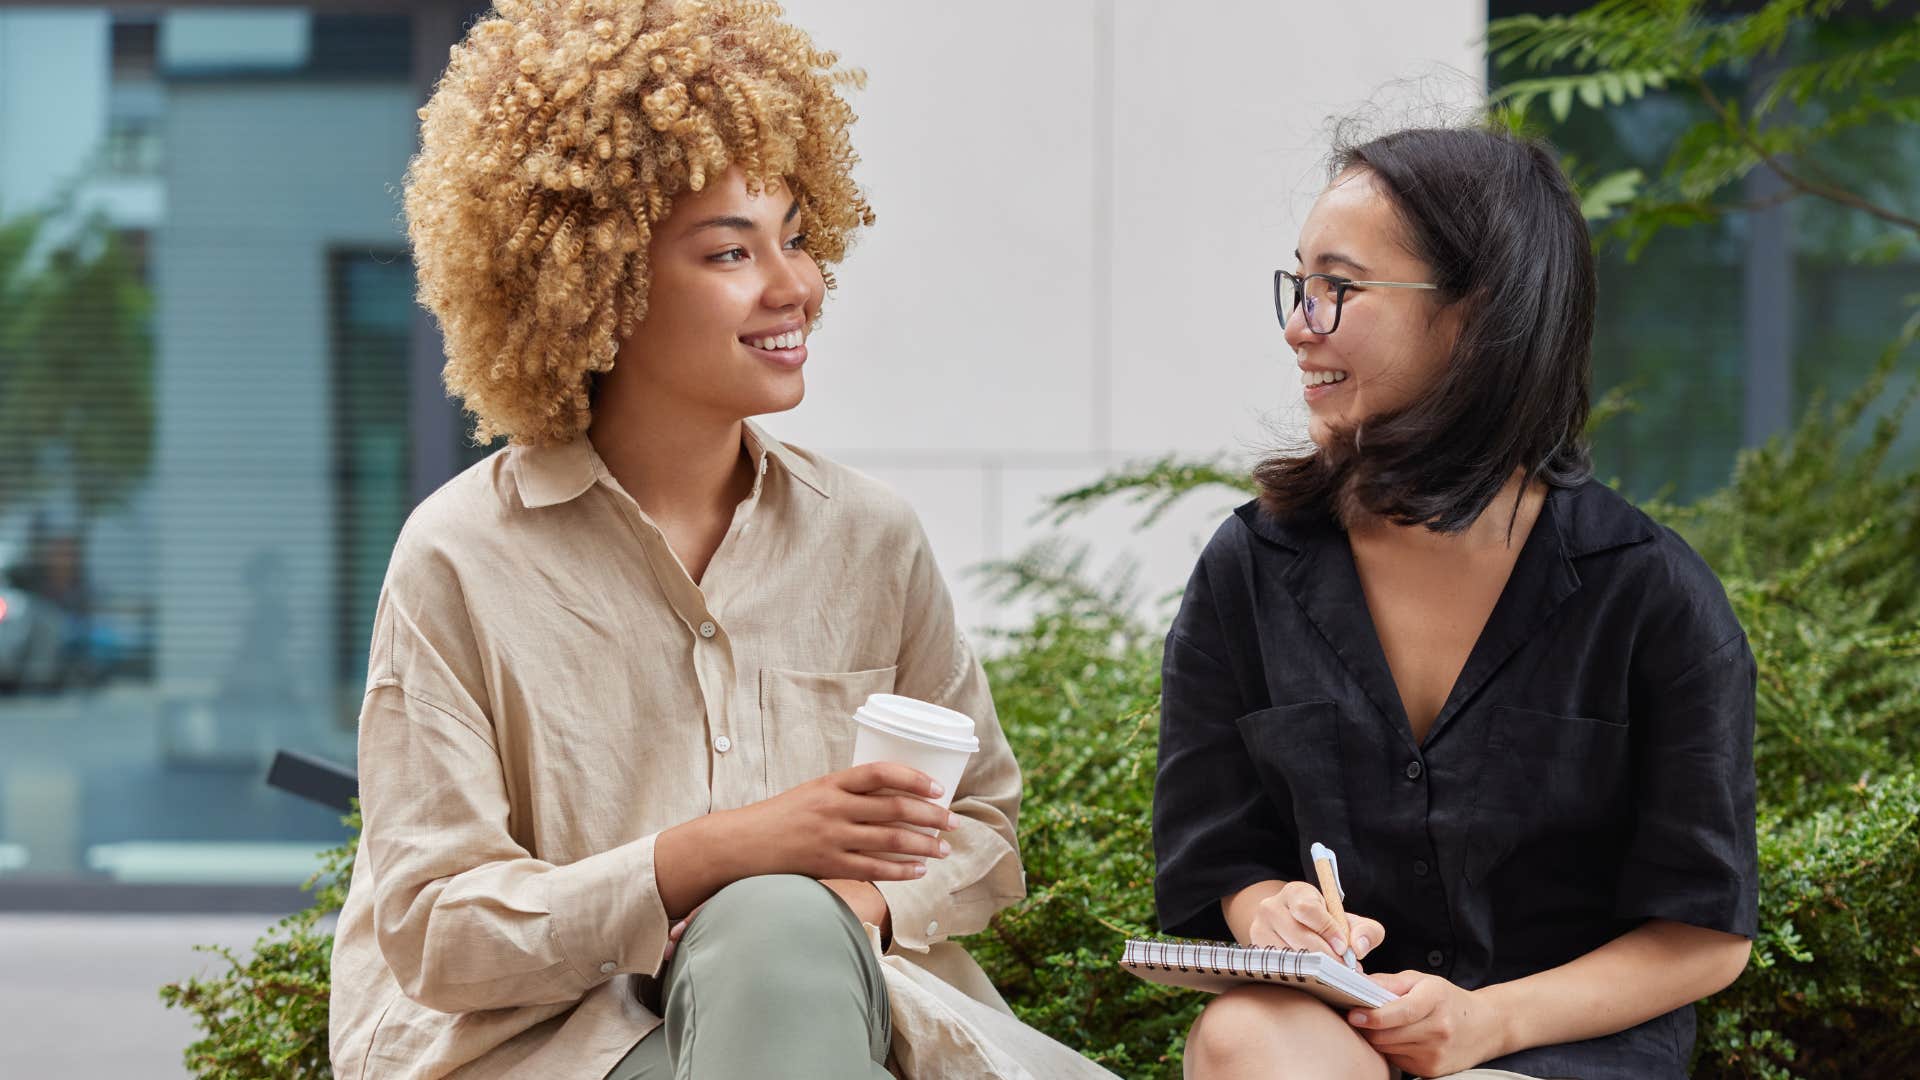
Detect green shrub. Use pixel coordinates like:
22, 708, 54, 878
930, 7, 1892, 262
161, 814, 356, 1079
1667, 349, 1920, 1080
966, 548, 1188, 1076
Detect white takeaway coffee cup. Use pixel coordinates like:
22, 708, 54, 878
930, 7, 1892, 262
850, 694, 979, 857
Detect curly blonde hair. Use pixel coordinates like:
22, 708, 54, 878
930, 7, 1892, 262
404, 0, 873, 446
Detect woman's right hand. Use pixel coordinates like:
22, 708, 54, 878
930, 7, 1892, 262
655, 762, 957, 919
1245, 880, 1386, 962
731, 761, 958, 882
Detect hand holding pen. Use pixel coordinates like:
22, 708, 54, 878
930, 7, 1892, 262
1238, 841, 1385, 967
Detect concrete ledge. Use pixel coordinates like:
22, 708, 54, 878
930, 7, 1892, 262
0, 880, 312, 913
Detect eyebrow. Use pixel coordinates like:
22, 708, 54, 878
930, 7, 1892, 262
685, 198, 802, 236
1294, 248, 1371, 276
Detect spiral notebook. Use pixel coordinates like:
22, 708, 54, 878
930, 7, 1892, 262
1119, 938, 1398, 1008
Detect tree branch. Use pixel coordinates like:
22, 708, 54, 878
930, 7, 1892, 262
1694, 77, 1920, 237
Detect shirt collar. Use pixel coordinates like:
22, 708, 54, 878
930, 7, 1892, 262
743, 419, 830, 499
511, 420, 829, 510
1240, 476, 1653, 753
513, 436, 598, 509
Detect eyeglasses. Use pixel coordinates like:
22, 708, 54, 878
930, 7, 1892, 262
1275, 270, 1438, 335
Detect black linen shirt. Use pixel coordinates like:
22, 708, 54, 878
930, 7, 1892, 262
1153, 480, 1758, 1080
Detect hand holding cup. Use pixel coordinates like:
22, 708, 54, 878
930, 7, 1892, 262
734, 762, 958, 882
848, 694, 980, 860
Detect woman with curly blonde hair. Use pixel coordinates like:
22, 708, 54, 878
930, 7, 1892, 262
327, 3, 1112, 1078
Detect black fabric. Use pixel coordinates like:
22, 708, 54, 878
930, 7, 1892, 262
1152, 479, 1758, 1080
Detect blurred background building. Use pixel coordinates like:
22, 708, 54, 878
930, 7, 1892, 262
0, 0, 1914, 1073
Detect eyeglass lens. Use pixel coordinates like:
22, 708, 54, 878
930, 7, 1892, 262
1278, 273, 1339, 334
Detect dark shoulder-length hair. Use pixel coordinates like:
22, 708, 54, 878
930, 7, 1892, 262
1255, 125, 1596, 533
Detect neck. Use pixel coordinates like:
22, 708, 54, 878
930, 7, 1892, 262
588, 378, 752, 522
1350, 469, 1543, 552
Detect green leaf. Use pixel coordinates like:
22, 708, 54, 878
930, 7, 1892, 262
1551, 82, 1575, 122
1579, 167, 1646, 221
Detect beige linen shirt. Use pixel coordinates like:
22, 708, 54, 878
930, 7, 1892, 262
328, 422, 1063, 1079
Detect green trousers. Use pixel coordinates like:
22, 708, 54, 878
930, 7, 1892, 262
604, 874, 893, 1080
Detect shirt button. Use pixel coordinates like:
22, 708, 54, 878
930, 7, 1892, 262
599, 961, 617, 974
1413, 859, 1430, 877
1404, 760, 1424, 780
713, 734, 732, 753
698, 620, 716, 639
1426, 949, 1445, 968
926, 920, 940, 937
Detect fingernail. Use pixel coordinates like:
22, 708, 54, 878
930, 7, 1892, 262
945, 813, 960, 830
937, 840, 952, 856
1355, 935, 1372, 955
929, 781, 945, 798
1350, 1012, 1368, 1026
1329, 938, 1346, 956
912, 862, 927, 877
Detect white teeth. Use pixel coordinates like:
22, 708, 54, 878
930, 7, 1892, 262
1300, 369, 1349, 387
744, 330, 804, 350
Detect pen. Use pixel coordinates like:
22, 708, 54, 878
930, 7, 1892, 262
1309, 841, 1359, 970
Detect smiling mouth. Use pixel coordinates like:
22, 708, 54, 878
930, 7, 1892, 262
1301, 369, 1349, 387
741, 329, 805, 351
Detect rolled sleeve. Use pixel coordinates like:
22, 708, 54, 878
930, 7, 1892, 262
359, 683, 672, 1013
876, 810, 1022, 954
875, 522, 1025, 953
1153, 548, 1295, 941
1612, 632, 1760, 937
547, 833, 672, 982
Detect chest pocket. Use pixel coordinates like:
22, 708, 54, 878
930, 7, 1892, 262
1235, 700, 1355, 874
1465, 705, 1631, 884
759, 666, 899, 792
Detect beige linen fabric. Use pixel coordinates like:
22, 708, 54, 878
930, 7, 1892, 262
328, 422, 1112, 1079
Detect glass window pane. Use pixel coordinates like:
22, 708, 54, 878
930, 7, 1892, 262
1495, 9, 1920, 501
0, 7, 430, 897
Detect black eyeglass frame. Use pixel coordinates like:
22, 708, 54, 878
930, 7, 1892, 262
1274, 269, 1439, 335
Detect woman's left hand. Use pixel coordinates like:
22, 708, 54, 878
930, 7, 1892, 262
1347, 971, 1508, 1077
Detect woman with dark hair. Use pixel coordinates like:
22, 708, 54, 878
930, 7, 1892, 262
1152, 126, 1758, 1080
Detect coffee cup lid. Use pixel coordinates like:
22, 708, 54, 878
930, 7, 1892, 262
854, 694, 979, 753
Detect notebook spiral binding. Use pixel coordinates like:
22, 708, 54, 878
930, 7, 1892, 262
1123, 938, 1311, 983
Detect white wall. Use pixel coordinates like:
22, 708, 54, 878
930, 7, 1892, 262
769, 0, 1488, 635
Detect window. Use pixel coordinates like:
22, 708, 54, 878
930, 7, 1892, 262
1491, 2, 1920, 500
330, 251, 414, 728
0, 7, 442, 904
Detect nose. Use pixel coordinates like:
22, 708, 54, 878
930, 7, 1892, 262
1283, 299, 1321, 351
761, 247, 817, 314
